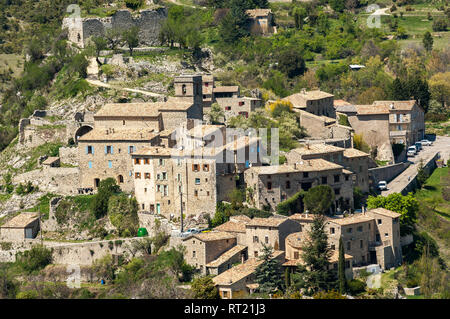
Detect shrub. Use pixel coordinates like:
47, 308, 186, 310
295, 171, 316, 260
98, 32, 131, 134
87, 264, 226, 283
108, 194, 139, 237
125, 0, 144, 10
347, 279, 366, 295
313, 290, 346, 299
15, 245, 52, 274
276, 190, 305, 216
191, 276, 219, 299
432, 18, 448, 31
16, 290, 39, 299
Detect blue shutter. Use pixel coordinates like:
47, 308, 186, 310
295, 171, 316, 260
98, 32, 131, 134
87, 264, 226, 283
108, 161, 112, 168
104, 146, 107, 154
85, 146, 88, 154
111, 146, 114, 154
245, 160, 250, 168
92, 146, 94, 155
129, 171, 132, 176
88, 161, 92, 169
128, 146, 131, 154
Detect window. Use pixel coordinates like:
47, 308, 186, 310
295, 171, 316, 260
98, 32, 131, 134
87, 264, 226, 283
225, 106, 231, 111
194, 190, 198, 197
265, 236, 269, 244
345, 175, 349, 181
378, 219, 382, 225
334, 174, 340, 183
193, 164, 199, 172
145, 173, 150, 179
135, 172, 141, 179
346, 261, 350, 268
162, 172, 167, 180
238, 101, 244, 106
144, 188, 147, 193
303, 172, 309, 178
163, 185, 168, 196
193, 251, 196, 258
254, 251, 258, 257
286, 181, 291, 189
347, 242, 351, 251
322, 176, 327, 184
331, 244, 335, 250
134, 158, 141, 165
159, 159, 165, 166
88, 161, 93, 169
205, 82, 209, 87
385, 233, 389, 237
86, 146, 94, 154
128, 146, 134, 154
182, 84, 186, 94
267, 182, 272, 190
334, 188, 340, 195
357, 226, 363, 232
347, 228, 352, 233
105, 145, 113, 154
108, 160, 112, 168
253, 236, 259, 243
195, 178, 201, 185
144, 158, 150, 165
203, 164, 209, 172
294, 251, 299, 259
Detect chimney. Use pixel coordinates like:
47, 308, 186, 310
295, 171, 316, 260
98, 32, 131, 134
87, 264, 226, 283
389, 103, 394, 109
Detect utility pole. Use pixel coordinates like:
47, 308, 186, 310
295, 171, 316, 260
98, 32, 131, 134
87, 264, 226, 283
180, 180, 184, 234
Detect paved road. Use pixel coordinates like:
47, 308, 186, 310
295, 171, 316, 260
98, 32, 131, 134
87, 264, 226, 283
381, 136, 450, 196
87, 79, 164, 98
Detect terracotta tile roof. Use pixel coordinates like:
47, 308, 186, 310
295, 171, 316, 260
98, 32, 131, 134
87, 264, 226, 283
343, 148, 370, 158
355, 105, 390, 115
286, 232, 306, 249
213, 251, 284, 286
326, 214, 374, 226
246, 9, 272, 18
342, 169, 354, 175
214, 220, 247, 233
42, 157, 59, 165
78, 128, 158, 141
248, 159, 343, 175
288, 144, 344, 156
213, 86, 239, 93
330, 251, 353, 263
158, 97, 195, 111
213, 258, 262, 286
336, 105, 357, 113
246, 217, 287, 228
183, 231, 236, 242
206, 245, 247, 268
368, 207, 401, 219
373, 100, 417, 111
1, 212, 39, 228
94, 103, 160, 118
334, 99, 352, 107
283, 90, 334, 108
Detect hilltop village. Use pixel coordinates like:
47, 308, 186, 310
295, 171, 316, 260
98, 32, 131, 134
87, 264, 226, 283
0, 0, 449, 300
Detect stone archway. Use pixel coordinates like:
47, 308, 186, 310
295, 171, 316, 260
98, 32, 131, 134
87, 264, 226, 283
74, 125, 93, 143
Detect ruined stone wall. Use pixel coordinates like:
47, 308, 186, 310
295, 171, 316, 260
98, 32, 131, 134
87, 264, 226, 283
59, 146, 79, 166
65, 9, 168, 48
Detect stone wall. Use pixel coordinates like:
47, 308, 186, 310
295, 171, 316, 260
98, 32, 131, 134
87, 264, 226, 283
64, 8, 168, 48
59, 146, 79, 166
369, 162, 410, 186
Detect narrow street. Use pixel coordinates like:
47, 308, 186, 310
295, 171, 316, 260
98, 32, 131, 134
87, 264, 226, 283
381, 136, 450, 196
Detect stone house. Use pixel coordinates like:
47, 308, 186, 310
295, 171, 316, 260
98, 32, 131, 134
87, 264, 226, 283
286, 144, 371, 193
246, 9, 277, 35
206, 244, 248, 276
336, 104, 393, 162
202, 74, 214, 109
77, 75, 204, 192
182, 232, 238, 275
214, 215, 252, 245
244, 217, 301, 258
282, 231, 354, 280
283, 89, 336, 118
326, 208, 402, 269
0, 212, 40, 241
213, 250, 285, 299
244, 159, 354, 212
373, 100, 425, 147
42, 157, 60, 168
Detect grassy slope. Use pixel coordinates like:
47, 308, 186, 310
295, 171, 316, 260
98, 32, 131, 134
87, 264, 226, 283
415, 167, 450, 219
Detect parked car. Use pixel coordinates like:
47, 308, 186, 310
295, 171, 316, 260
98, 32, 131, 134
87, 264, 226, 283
378, 181, 387, 191
415, 142, 422, 151
420, 139, 432, 146
407, 146, 417, 157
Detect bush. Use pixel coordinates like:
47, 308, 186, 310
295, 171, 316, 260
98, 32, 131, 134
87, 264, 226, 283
15, 245, 52, 274
313, 290, 346, 299
108, 194, 139, 237
276, 190, 305, 216
347, 279, 366, 295
432, 18, 448, 31
124, 0, 144, 10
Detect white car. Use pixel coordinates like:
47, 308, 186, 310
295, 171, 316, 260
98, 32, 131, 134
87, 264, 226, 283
420, 139, 432, 146
407, 146, 417, 157
378, 181, 387, 191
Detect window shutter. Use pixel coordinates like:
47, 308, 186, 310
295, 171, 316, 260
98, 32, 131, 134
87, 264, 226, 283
111, 146, 114, 154
104, 146, 107, 154
92, 146, 94, 155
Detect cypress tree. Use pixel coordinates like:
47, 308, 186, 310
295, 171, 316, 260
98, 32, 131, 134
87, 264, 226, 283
338, 237, 346, 294
255, 244, 284, 293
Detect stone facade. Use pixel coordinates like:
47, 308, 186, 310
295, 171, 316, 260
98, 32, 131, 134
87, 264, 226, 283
246, 9, 277, 35
0, 212, 40, 241
283, 89, 336, 118
244, 159, 354, 212
63, 8, 168, 48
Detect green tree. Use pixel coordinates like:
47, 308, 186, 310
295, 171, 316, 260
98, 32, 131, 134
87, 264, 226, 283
0, 264, 19, 299
254, 244, 284, 293
338, 237, 346, 294
105, 28, 123, 52
15, 245, 53, 274
416, 159, 429, 188
122, 26, 140, 57
422, 31, 433, 52
91, 178, 121, 219
330, 0, 346, 13
207, 102, 225, 124
366, 193, 418, 235
191, 276, 219, 299
108, 193, 140, 237
219, 0, 251, 44
292, 6, 307, 30
303, 185, 335, 215
296, 214, 335, 294
277, 49, 306, 78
